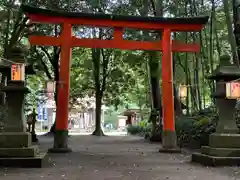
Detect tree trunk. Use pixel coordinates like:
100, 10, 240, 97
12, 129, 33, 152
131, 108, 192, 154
173, 49, 183, 116
149, 52, 162, 136
185, 52, 190, 115
139, 0, 163, 137
49, 49, 60, 134
211, 0, 221, 57
146, 58, 153, 109
232, 0, 240, 65
174, 86, 183, 116
92, 88, 104, 136
49, 71, 59, 133
223, 0, 239, 65
91, 47, 105, 136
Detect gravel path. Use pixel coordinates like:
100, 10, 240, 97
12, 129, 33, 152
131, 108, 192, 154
0, 135, 240, 180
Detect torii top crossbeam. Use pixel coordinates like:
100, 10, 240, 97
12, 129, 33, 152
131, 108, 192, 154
22, 5, 208, 52
21, 4, 208, 151
22, 5, 208, 31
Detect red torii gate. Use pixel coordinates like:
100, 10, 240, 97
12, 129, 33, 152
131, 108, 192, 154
22, 5, 208, 152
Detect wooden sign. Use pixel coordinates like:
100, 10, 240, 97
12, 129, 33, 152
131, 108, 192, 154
11, 63, 25, 81
226, 82, 240, 99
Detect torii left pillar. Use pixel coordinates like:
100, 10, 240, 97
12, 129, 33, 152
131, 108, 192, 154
48, 23, 72, 153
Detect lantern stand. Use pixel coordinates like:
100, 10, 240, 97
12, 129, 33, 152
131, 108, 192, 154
0, 47, 46, 168
192, 55, 240, 166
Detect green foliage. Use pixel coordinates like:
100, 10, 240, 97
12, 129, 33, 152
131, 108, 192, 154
127, 125, 143, 135
138, 120, 148, 128
127, 120, 151, 136
128, 109, 219, 149
25, 75, 45, 112
176, 114, 218, 148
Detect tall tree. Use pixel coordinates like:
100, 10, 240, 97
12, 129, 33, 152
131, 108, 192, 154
223, 0, 239, 65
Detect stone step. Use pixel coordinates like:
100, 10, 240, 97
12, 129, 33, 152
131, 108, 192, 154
209, 133, 240, 148
0, 152, 47, 168
192, 152, 240, 166
0, 145, 39, 157
201, 146, 240, 157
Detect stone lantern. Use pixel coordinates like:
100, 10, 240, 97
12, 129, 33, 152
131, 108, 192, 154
0, 47, 46, 168
192, 55, 240, 166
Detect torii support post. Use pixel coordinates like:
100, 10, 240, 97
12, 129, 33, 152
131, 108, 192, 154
48, 23, 72, 153
22, 5, 208, 153
159, 29, 177, 152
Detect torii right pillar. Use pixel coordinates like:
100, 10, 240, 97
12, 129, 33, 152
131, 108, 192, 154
159, 26, 207, 153
159, 28, 179, 152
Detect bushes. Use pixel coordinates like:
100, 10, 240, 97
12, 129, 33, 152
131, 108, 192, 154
127, 109, 219, 149
176, 114, 217, 148
127, 120, 151, 136
127, 125, 143, 135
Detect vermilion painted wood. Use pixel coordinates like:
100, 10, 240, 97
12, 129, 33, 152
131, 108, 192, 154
29, 36, 201, 52
55, 23, 72, 130
24, 10, 207, 133
26, 14, 205, 31
161, 29, 175, 131
114, 27, 123, 42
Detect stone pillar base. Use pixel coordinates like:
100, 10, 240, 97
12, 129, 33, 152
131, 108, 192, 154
48, 130, 72, 153
0, 132, 47, 168
159, 130, 181, 153
192, 133, 240, 166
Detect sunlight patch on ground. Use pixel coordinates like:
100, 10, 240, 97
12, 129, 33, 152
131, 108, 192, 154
36, 131, 127, 136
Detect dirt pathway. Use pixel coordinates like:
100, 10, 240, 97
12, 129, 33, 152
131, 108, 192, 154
0, 135, 240, 180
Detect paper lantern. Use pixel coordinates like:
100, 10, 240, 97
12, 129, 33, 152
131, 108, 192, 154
226, 82, 240, 99
179, 85, 188, 98
45, 80, 56, 93
11, 63, 25, 81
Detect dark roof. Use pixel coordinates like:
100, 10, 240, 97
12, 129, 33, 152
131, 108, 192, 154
21, 5, 209, 25
208, 66, 240, 80
0, 59, 35, 75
